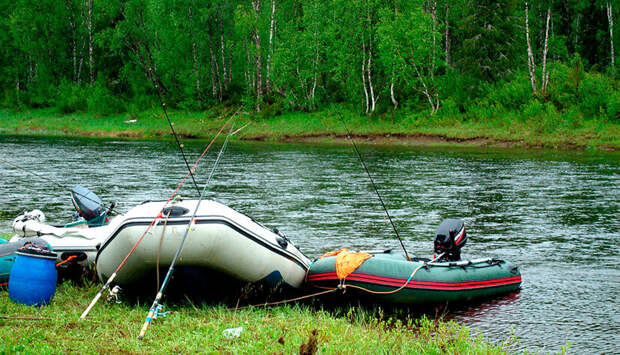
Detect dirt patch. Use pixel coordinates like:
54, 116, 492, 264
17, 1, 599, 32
299, 329, 318, 355
244, 132, 495, 147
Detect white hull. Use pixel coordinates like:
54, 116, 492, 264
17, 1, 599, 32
10, 214, 117, 266
96, 200, 311, 288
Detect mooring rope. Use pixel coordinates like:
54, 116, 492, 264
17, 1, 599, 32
231, 288, 340, 311
311, 253, 444, 296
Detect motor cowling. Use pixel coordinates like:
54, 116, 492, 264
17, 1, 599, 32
433, 218, 466, 261
70, 185, 105, 221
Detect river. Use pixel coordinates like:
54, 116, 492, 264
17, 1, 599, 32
0, 135, 618, 353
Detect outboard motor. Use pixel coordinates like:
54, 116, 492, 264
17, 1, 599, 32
433, 218, 467, 261
70, 185, 107, 226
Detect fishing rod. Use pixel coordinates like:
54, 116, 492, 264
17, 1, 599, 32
79, 117, 233, 320
335, 111, 412, 261
0, 157, 120, 216
154, 85, 201, 196
137, 124, 234, 340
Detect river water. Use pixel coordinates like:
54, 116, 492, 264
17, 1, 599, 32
0, 135, 618, 353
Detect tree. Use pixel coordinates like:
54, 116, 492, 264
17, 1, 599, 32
378, 1, 443, 114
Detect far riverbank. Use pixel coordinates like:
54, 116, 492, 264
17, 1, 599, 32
1, 107, 617, 150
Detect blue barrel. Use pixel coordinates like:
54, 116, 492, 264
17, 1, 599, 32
9, 248, 58, 307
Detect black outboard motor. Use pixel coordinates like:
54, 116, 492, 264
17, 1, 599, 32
70, 185, 106, 222
433, 218, 467, 261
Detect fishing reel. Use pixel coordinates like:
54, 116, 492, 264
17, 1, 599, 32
433, 218, 467, 261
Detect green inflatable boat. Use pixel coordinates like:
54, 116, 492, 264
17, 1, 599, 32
306, 219, 522, 305
306, 252, 521, 304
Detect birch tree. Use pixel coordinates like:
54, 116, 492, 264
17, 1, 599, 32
378, 2, 442, 115
607, 2, 615, 67
525, 1, 551, 95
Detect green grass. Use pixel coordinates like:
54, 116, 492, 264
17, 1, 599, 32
0, 282, 526, 354
1, 106, 617, 150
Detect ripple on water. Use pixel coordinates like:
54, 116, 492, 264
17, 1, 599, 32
0, 136, 618, 353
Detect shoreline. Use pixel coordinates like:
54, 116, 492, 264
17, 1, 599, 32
1, 108, 618, 151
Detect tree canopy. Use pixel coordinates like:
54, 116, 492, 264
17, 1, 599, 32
0, 0, 618, 121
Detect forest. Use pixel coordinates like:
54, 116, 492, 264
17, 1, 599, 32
0, 0, 618, 127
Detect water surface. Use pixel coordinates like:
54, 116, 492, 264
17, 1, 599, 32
0, 135, 618, 353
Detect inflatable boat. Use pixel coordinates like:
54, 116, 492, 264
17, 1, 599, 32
306, 219, 522, 305
9, 186, 115, 266
96, 199, 311, 289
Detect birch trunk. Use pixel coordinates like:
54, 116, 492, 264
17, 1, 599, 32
87, 0, 94, 86
252, 0, 262, 112
390, 1, 398, 109
219, 12, 227, 89
265, 0, 276, 93
367, 53, 377, 112
366, 3, 376, 113
310, 27, 319, 109
188, 7, 200, 94
361, 39, 369, 114
430, 0, 437, 75
444, 0, 450, 67
525, 1, 537, 93
66, 0, 77, 82
608, 3, 615, 67
390, 66, 398, 109
208, 39, 217, 98
541, 8, 551, 94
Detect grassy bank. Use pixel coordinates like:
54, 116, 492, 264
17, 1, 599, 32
0, 282, 520, 353
1, 107, 618, 150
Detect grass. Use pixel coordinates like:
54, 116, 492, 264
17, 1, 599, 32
0, 282, 523, 354
1, 106, 618, 150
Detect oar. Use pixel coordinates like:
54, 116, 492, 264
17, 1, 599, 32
79, 117, 233, 320
335, 111, 412, 261
137, 124, 234, 340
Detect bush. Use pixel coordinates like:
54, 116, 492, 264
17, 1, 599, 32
521, 99, 544, 119
486, 72, 531, 110
56, 81, 88, 114
606, 91, 620, 122
578, 72, 615, 118
86, 81, 123, 116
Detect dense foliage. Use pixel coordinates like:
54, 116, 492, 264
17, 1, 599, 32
0, 0, 618, 123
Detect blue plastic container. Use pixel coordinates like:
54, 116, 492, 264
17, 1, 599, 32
9, 249, 58, 307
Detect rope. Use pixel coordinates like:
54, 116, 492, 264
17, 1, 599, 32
309, 253, 444, 296
0, 315, 52, 321
232, 288, 339, 311
340, 265, 423, 295
155, 210, 172, 292
56, 255, 78, 267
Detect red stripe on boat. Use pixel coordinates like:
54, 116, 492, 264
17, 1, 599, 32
308, 272, 521, 290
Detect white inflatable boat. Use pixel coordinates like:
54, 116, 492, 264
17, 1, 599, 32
10, 186, 115, 266
95, 199, 311, 289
